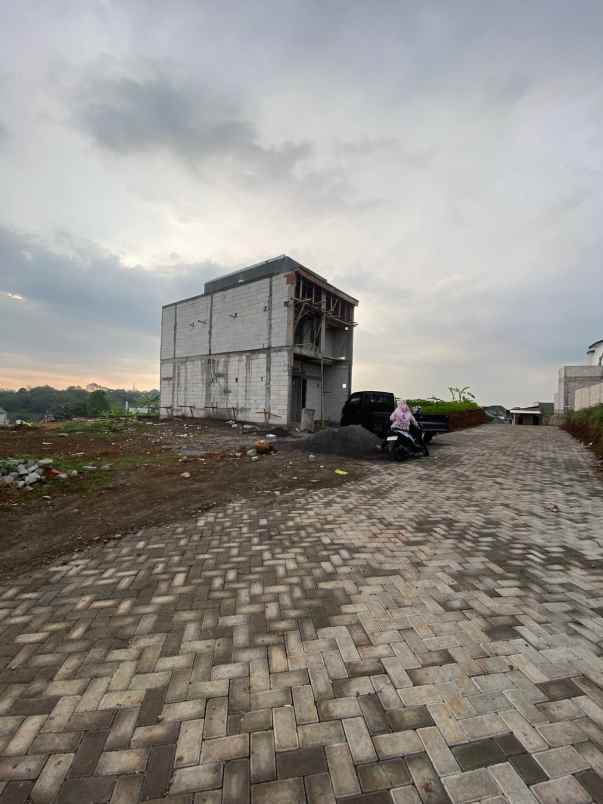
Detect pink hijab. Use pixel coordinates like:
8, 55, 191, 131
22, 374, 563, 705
390, 400, 414, 430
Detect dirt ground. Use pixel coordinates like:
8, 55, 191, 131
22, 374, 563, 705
0, 419, 368, 580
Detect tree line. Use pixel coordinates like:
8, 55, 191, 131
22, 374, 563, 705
0, 386, 159, 421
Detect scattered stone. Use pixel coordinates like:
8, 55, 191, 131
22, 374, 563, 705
181, 471, 191, 478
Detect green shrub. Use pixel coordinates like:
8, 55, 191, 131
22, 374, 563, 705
406, 399, 480, 414
563, 404, 603, 459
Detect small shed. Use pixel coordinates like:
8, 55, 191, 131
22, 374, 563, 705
0, 408, 9, 427
509, 402, 543, 426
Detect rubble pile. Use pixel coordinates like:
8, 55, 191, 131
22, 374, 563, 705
0, 458, 76, 489
301, 425, 381, 457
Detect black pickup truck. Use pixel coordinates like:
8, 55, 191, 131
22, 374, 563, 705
340, 390, 449, 442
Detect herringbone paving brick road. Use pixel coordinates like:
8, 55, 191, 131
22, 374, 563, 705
1, 425, 603, 803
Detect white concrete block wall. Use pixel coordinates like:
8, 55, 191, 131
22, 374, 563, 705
270, 274, 292, 348
160, 360, 174, 415
175, 297, 211, 357
212, 280, 270, 353
269, 349, 291, 423
165, 350, 289, 424
207, 353, 268, 420
161, 306, 176, 359
575, 381, 603, 410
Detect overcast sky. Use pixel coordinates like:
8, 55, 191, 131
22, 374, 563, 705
1, 1, 602, 404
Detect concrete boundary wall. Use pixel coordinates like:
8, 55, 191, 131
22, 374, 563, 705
575, 381, 603, 411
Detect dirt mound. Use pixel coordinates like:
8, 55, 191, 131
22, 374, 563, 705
302, 425, 381, 457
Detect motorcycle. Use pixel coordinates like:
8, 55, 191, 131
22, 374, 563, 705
383, 421, 429, 461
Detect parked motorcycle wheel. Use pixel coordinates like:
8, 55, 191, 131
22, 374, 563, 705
393, 444, 411, 462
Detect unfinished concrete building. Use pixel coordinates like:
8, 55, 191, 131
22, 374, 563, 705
160, 256, 358, 426
554, 338, 603, 413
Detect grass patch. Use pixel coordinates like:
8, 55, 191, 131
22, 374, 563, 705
56, 418, 151, 436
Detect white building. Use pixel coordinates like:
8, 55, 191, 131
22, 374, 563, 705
160, 255, 357, 426
509, 402, 544, 425
554, 338, 603, 413
587, 338, 603, 367
0, 408, 8, 427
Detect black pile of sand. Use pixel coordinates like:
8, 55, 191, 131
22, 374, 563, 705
301, 425, 381, 457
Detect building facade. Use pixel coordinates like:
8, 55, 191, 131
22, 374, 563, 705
160, 256, 357, 426
554, 338, 603, 413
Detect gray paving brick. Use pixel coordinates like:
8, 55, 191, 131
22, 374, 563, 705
532, 745, 590, 778
373, 730, 423, 760
200, 734, 249, 764
2, 426, 603, 803
170, 762, 223, 795
488, 762, 538, 804
342, 716, 378, 764
250, 730, 275, 784
442, 768, 501, 802
325, 742, 360, 797
531, 774, 592, 804
95, 749, 147, 776
305, 771, 335, 804
251, 776, 306, 803
357, 759, 411, 792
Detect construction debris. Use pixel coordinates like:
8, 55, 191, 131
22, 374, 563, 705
0, 458, 68, 488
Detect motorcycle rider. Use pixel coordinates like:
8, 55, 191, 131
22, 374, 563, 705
390, 400, 418, 433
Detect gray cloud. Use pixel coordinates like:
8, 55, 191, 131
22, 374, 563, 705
0, 225, 218, 337
72, 66, 312, 183
0, 225, 226, 387
1, 1, 603, 403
